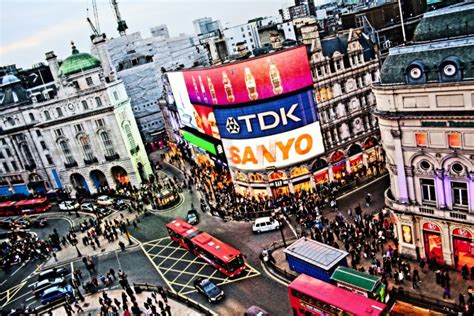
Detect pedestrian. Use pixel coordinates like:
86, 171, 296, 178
109, 268, 116, 280
119, 241, 125, 251
454, 254, 459, 270
412, 269, 420, 289
74, 302, 84, 312
443, 285, 451, 299
52, 251, 57, 262
459, 293, 465, 307
114, 298, 121, 310
462, 264, 469, 280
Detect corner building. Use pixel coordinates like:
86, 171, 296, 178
373, 4, 474, 268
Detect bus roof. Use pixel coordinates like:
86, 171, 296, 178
0, 201, 17, 207
289, 274, 387, 316
16, 198, 48, 206
166, 218, 199, 237
191, 232, 241, 263
331, 266, 381, 292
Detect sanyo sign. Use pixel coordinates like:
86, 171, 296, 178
222, 121, 325, 171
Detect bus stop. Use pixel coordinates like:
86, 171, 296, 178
284, 238, 348, 282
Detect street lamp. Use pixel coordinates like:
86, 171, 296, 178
274, 211, 287, 248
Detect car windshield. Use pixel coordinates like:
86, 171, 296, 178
203, 281, 217, 292
227, 255, 244, 272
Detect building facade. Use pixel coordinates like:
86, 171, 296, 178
373, 4, 474, 268
223, 22, 262, 56
0, 43, 152, 197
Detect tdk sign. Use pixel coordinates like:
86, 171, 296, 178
215, 90, 318, 140
226, 103, 301, 134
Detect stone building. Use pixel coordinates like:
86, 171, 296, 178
0, 43, 152, 197
373, 3, 474, 268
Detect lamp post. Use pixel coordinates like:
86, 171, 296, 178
124, 227, 133, 245
275, 211, 287, 248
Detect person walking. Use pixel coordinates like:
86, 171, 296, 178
443, 285, 451, 299
459, 293, 465, 307
412, 269, 420, 289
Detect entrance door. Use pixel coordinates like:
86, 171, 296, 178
453, 236, 473, 270
423, 231, 443, 264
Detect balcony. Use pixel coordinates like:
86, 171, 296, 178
84, 157, 98, 165
105, 153, 120, 161
130, 145, 140, 155
64, 161, 78, 168
384, 188, 473, 222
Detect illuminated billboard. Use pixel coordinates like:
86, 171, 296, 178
181, 46, 313, 106
223, 121, 324, 171
167, 72, 198, 130
193, 104, 220, 139
214, 90, 317, 140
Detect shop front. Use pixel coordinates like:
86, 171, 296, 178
332, 161, 347, 181
422, 222, 443, 265
314, 169, 329, 185
452, 227, 474, 270
349, 154, 363, 174
290, 167, 312, 193
269, 172, 289, 197
249, 174, 269, 200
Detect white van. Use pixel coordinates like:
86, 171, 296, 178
252, 217, 280, 233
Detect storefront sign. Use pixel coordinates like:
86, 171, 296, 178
402, 225, 413, 244
214, 89, 317, 139
423, 222, 441, 233
223, 121, 325, 171
179, 46, 313, 106
271, 180, 284, 188
421, 121, 474, 128
453, 228, 472, 239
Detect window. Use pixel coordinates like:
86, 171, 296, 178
74, 124, 83, 133
415, 132, 427, 146
100, 131, 115, 156
79, 135, 94, 161
46, 154, 53, 165
3, 162, 9, 173
0, 151, 3, 159
95, 119, 105, 127
11, 161, 18, 171
248, 32, 252, 36
54, 129, 63, 137
82, 100, 89, 110
421, 179, 436, 204
36, 130, 41, 137
452, 182, 468, 208
420, 160, 431, 171
113, 91, 119, 100
123, 123, 136, 149
5, 148, 11, 157
448, 133, 461, 148
86, 77, 93, 86
44, 110, 51, 120
56, 107, 63, 117
59, 140, 74, 164
40, 141, 47, 150
451, 163, 464, 174
29, 113, 35, 121
95, 97, 103, 107
21, 143, 34, 165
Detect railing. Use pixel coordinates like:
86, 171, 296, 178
64, 161, 78, 168
262, 238, 299, 282
132, 283, 217, 316
389, 286, 461, 314
84, 157, 98, 165
105, 153, 120, 161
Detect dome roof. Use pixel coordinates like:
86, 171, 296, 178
1, 74, 20, 86
59, 42, 101, 77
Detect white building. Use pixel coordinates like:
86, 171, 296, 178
223, 22, 261, 56
373, 4, 474, 268
0, 42, 152, 196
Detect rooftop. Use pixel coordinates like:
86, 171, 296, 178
331, 266, 381, 292
284, 238, 348, 271
58, 42, 101, 77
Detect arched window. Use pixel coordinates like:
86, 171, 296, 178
123, 123, 136, 149
95, 97, 103, 107
78, 135, 94, 161
82, 100, 89, 110
44, 110, 51, 120
100, 131, 115, 156
59, 140, 74, 164
56, 107, 63, 117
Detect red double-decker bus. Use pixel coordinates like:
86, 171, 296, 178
288, 274, 387, 316
166, 218, 246, 277
0, 198, 51, 216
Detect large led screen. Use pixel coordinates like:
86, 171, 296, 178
181, 46, 313, 106
214, 90, 317, 140
167, 72, 198, 130
193, 104, 220, 139
223, 121, 325, 171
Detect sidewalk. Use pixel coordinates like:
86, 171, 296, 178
48, 288, 204, 315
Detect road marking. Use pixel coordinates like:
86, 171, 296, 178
10, 263, 25, 277
139, 243, 176, 293
70, 261, 74, 279
260, 261, 290, 287
160, 251, 190, 273
25, 295, 35, 302
115, 250, 122, 271
336, 173, 388, 201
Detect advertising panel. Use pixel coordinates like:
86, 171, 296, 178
182, 130, 220, 156
193, 104, 220, 139
181, 46, 313, 106
167, 72, 197, 129
214, 89, 317, 140
223, 121, 324, 171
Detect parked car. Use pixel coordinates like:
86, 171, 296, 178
114, 199, 130, 211
80, 203, 95, 212
97, 195, 114, 206
252, 217, 279, 234
40, 285, 73, 305
31, 217, 48, 228
96, 207, 112, 218
186, 209, 199, 225
59, 200, 80, 211
32, 277, 66, 297
37, 267, 69, 282
193, 278, 224, 303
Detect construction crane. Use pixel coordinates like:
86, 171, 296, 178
86, 0, 102, 41
110, 0, 128, 36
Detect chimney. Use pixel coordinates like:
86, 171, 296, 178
91, 33, 115, 82
45, 51, 60, 83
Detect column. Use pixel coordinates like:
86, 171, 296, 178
444, 176, 453, 209
328, 165, 334, 182
434, 169, 446, 209
405, 166, 416, 203
391, 130, 409, 203
288, 180, 295, 193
